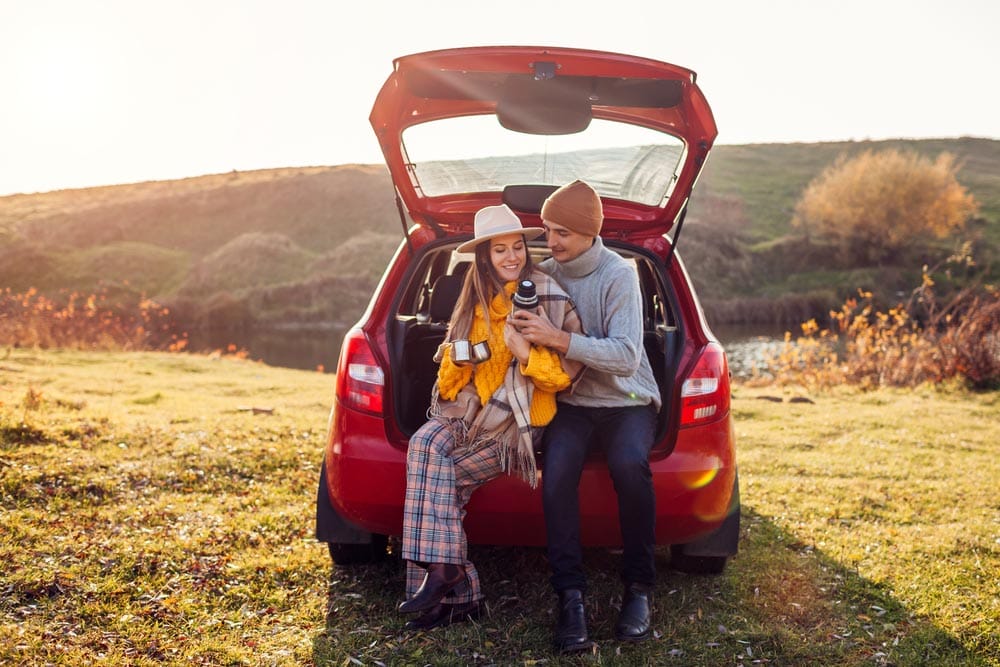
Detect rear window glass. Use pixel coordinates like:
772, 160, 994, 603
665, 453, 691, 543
401, 116, 686, 207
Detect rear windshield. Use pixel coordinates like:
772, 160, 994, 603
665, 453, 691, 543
400, 116, 686, 207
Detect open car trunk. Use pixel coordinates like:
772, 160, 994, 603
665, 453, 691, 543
385, 239, 686, 456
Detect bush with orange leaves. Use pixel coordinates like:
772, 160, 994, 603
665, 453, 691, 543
755, 268, 1000, 391
0, 287, 188, 352
792, 149, 979, 266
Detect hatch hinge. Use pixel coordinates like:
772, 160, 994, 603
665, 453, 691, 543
665, 204, 687, 267
394, 190, 414, 256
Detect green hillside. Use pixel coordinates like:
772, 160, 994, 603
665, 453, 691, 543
0, 165, 401, 253
692, 137, 1000, 243
0, 165, 403, 335
684, 137, 1000, 319
1, 139, 997, 337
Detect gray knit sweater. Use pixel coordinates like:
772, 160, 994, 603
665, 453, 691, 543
539, 237, 661, 411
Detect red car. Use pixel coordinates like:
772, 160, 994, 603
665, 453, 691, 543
316, 46, 739, 574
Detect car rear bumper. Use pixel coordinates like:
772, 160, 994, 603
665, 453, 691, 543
325, 402, 736, 547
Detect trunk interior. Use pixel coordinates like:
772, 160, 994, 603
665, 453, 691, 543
386, 240, 684, 454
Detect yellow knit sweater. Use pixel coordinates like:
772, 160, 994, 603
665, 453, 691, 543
437, 282, 571, 426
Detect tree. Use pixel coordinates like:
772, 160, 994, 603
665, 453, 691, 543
791, 149, 979, 265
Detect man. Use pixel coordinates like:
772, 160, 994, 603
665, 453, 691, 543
512, 179, 661, 652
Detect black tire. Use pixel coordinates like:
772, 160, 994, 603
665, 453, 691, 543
669, 471, 740, 576
327, 534, 389, 566
669, 545, 727, 575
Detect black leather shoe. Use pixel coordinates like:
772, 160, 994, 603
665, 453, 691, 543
397, 563, 466, 614
615, 582, 653, 642
404, 600, 482, 631
553, 589, 594, 653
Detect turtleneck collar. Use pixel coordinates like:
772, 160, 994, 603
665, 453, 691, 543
557, 236, 605, 279
485, 282, 517, 320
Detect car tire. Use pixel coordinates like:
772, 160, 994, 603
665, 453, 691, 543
669, 471, 740, 575
327, 534, 390, 567
669, 545, 727, 575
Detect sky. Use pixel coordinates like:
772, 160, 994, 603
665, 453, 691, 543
1, 0, 998, 197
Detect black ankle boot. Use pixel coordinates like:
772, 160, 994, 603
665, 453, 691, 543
553, 589, 593, 653
615, 582, 653, 641
397, 563, 465, 614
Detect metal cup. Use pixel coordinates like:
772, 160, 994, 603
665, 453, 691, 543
471, 341, 491, 363
451, 340, 473, 365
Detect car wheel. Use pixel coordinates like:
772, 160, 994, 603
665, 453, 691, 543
669, 545, 727, 575
327, 534, 390, 566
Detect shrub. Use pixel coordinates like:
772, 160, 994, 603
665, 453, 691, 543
792, 149, 979, 265
755, 266, 1000, 390
0, 287, 187, 351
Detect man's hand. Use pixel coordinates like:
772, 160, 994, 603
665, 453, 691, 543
510, 308, 571, 354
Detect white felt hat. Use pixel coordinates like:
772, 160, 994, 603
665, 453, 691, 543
456, 204, 544, 253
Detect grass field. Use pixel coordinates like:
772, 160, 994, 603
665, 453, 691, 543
1, 349, 997, 665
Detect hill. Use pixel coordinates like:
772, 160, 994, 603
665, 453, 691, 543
0, 165, 403, 341
1, 138, 997, 345
695, 137, 1000, 243
685, 137, 1000, 322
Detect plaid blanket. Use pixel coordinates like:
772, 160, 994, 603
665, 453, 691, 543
430, 270, 584, 487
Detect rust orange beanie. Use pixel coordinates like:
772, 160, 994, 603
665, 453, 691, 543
540, 180, 603, 237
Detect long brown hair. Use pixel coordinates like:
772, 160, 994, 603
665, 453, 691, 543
447, 234, 535, 342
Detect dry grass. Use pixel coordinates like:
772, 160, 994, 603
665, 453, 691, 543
751, 263, 1000, 390
1, 349, 330, 665
0, 288, 187, 352
1, 349, 997, 665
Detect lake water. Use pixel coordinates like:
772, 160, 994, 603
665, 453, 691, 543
202, 322, 787, 380
711, 323, 789, 379
187, 326, 347, 373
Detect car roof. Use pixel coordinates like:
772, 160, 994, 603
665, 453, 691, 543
369, 46, 717, 243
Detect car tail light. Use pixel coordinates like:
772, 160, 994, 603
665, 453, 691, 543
680, 342, 731, 427
335, 329, 384, 415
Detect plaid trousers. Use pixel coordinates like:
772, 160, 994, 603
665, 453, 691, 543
402, 417, 504, 604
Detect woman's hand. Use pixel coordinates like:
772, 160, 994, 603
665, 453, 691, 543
504, 321, 531, 364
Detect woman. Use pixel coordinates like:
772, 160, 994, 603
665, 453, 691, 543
398, 203, 583, 631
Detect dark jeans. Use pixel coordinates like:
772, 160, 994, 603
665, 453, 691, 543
542, 403, 657, 593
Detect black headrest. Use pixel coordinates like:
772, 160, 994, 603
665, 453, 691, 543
429, 274, 465, 322
503, 184, 559, 214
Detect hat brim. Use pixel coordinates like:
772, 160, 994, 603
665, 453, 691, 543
455, 226, 545, 254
